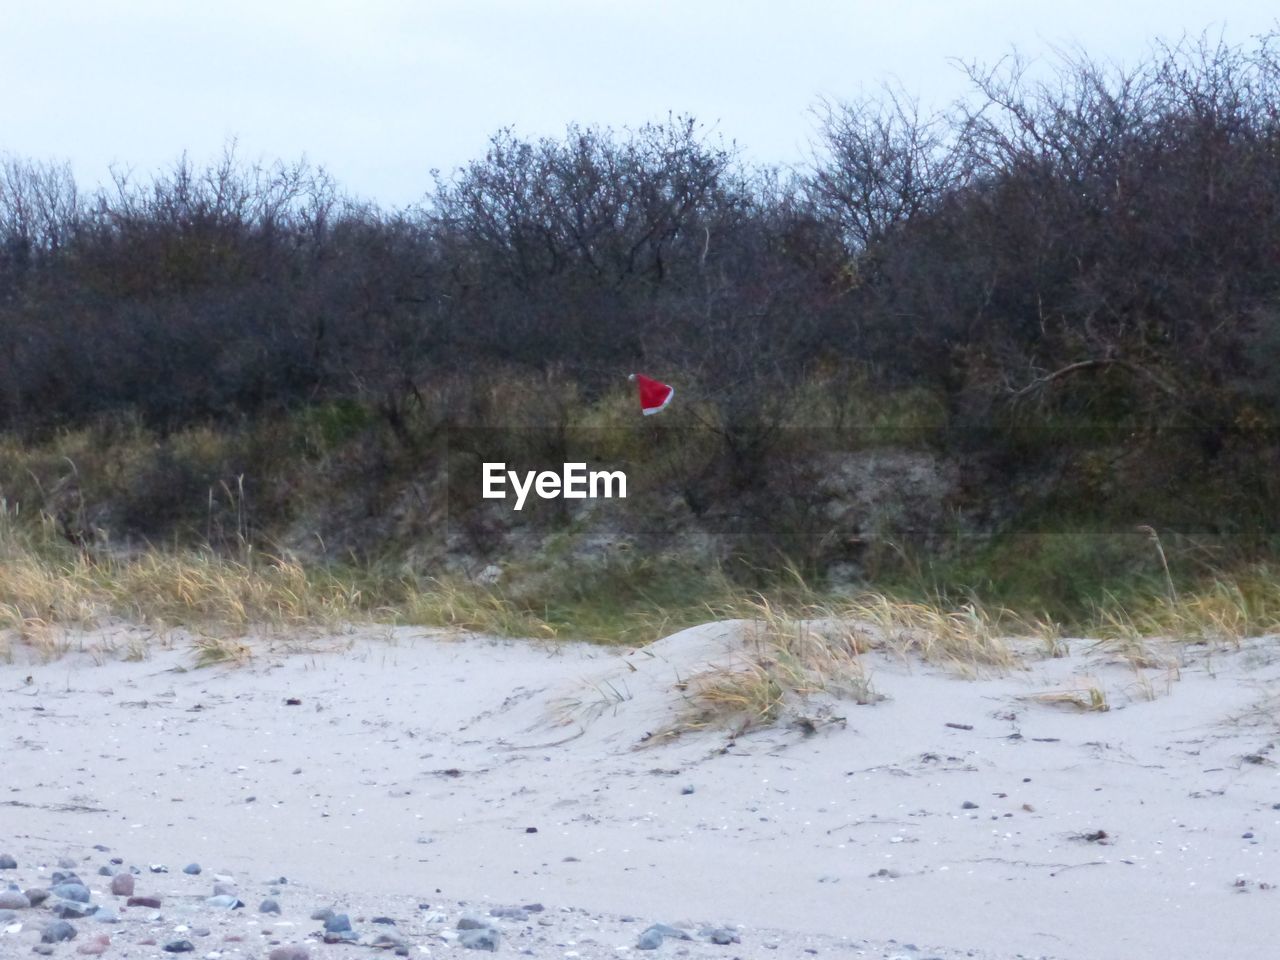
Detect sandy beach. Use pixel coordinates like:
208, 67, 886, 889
2, 622, 1278, 959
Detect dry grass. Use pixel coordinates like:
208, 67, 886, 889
1023, 683, 1111, 712
673, 598, 882, 736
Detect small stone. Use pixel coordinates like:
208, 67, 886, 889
489, 906, 527, 920
459, 927, 500, 951
0, 889, 29, 909
961, 801, 979, 810
309, 908, 333, 922
163, 940, 195, 953
25, 888, 49, 907
370, 916, 395, 924
322, 914, 352, 933
204, 895, 244, 910
322, 931, 357, 944
33, 946, 54, 956
50, 900, 98, 919
42, 920, 78, 943
681, 785, 695, 795
1243, 832, 1255, 839
110, 874, 135, 896
183, 864, 202, 875
268, 948, 311, 960
50, 883, 91, 903
704, 927, 740, 945
636, 928, 664, 950
0, 855, 15, 870
522, 903, 544, 913
457, 914, 489, 930
76, 933, 111, 955
96, 867, 113, 877
127, 896, 162, 908
57, 858, 78, 870
149, 865, 169, 874
211, 882, 237, 897
259, 899, 281, 915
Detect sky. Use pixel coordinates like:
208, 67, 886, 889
2, 1, 1277, 208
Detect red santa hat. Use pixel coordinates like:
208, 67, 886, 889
629, 373, 674, 416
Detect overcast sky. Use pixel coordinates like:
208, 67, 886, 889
2, 1, 1277, 208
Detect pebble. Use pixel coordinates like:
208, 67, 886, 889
0, 855, 15, 870
58, 858, 78, 869
267, 948, 311, 960
323, 914, 353, 933
41, 920, 78, 943
25, 888, 50, 906
961, 801, 979, 810
459, 927, 501, 951
127, 896, 162, 908
310, 908, 334, 922
111, 874, 135, 896
0, 889, 30, 909
260, 898, 281, 914
150, 865, 169, 873
489, 906, 528, 920
76, 933, 111, 955
457, 914, 491, 930
50, 882, 91, 903
163, 940, 195, 953
638, 922, 693, 949
702, 927, 741, 944
212, 882, 237, 897
33, 946, 54, 956
204, 895, 245, 910
682, 785, 696, 795
50, 900, 98, 919
184, 863, 202, 875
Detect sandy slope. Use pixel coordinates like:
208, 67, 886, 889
2, 621, 1278, 959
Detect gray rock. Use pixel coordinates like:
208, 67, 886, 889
961, 801, 979, 810
204, 895, 245, 909
681, 785, 695, 795
0, 855, 15, 870
267, 948, 311, 960
211, 882, 237, 897
636, 928, 664, 950
56, 858, 77, 870
49, 882, 90, 903
489, 906, 528, 920
702, 927, 741, 944
260, 898, 281, 914
323, 913, 352, 933
0, 889, 29, 909
183, 863, 202, 875
163, 940, 195, 952
457, 914, 490, 930
49, 899, 98, 919
460, 927, 501, 951
96, 866, 113, 877
322, 930, 358, 944
310, 907, 334, 922
149, 865, 169, 874
33, 946, 55, 956
41, 920, 77, 943
92, 907, 120, 923
638, 923, 693, 948
24, 888, 49, 907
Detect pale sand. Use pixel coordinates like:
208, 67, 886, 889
2, 621, 1279, 959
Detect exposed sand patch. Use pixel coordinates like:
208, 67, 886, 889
3, 622, 1279, 959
